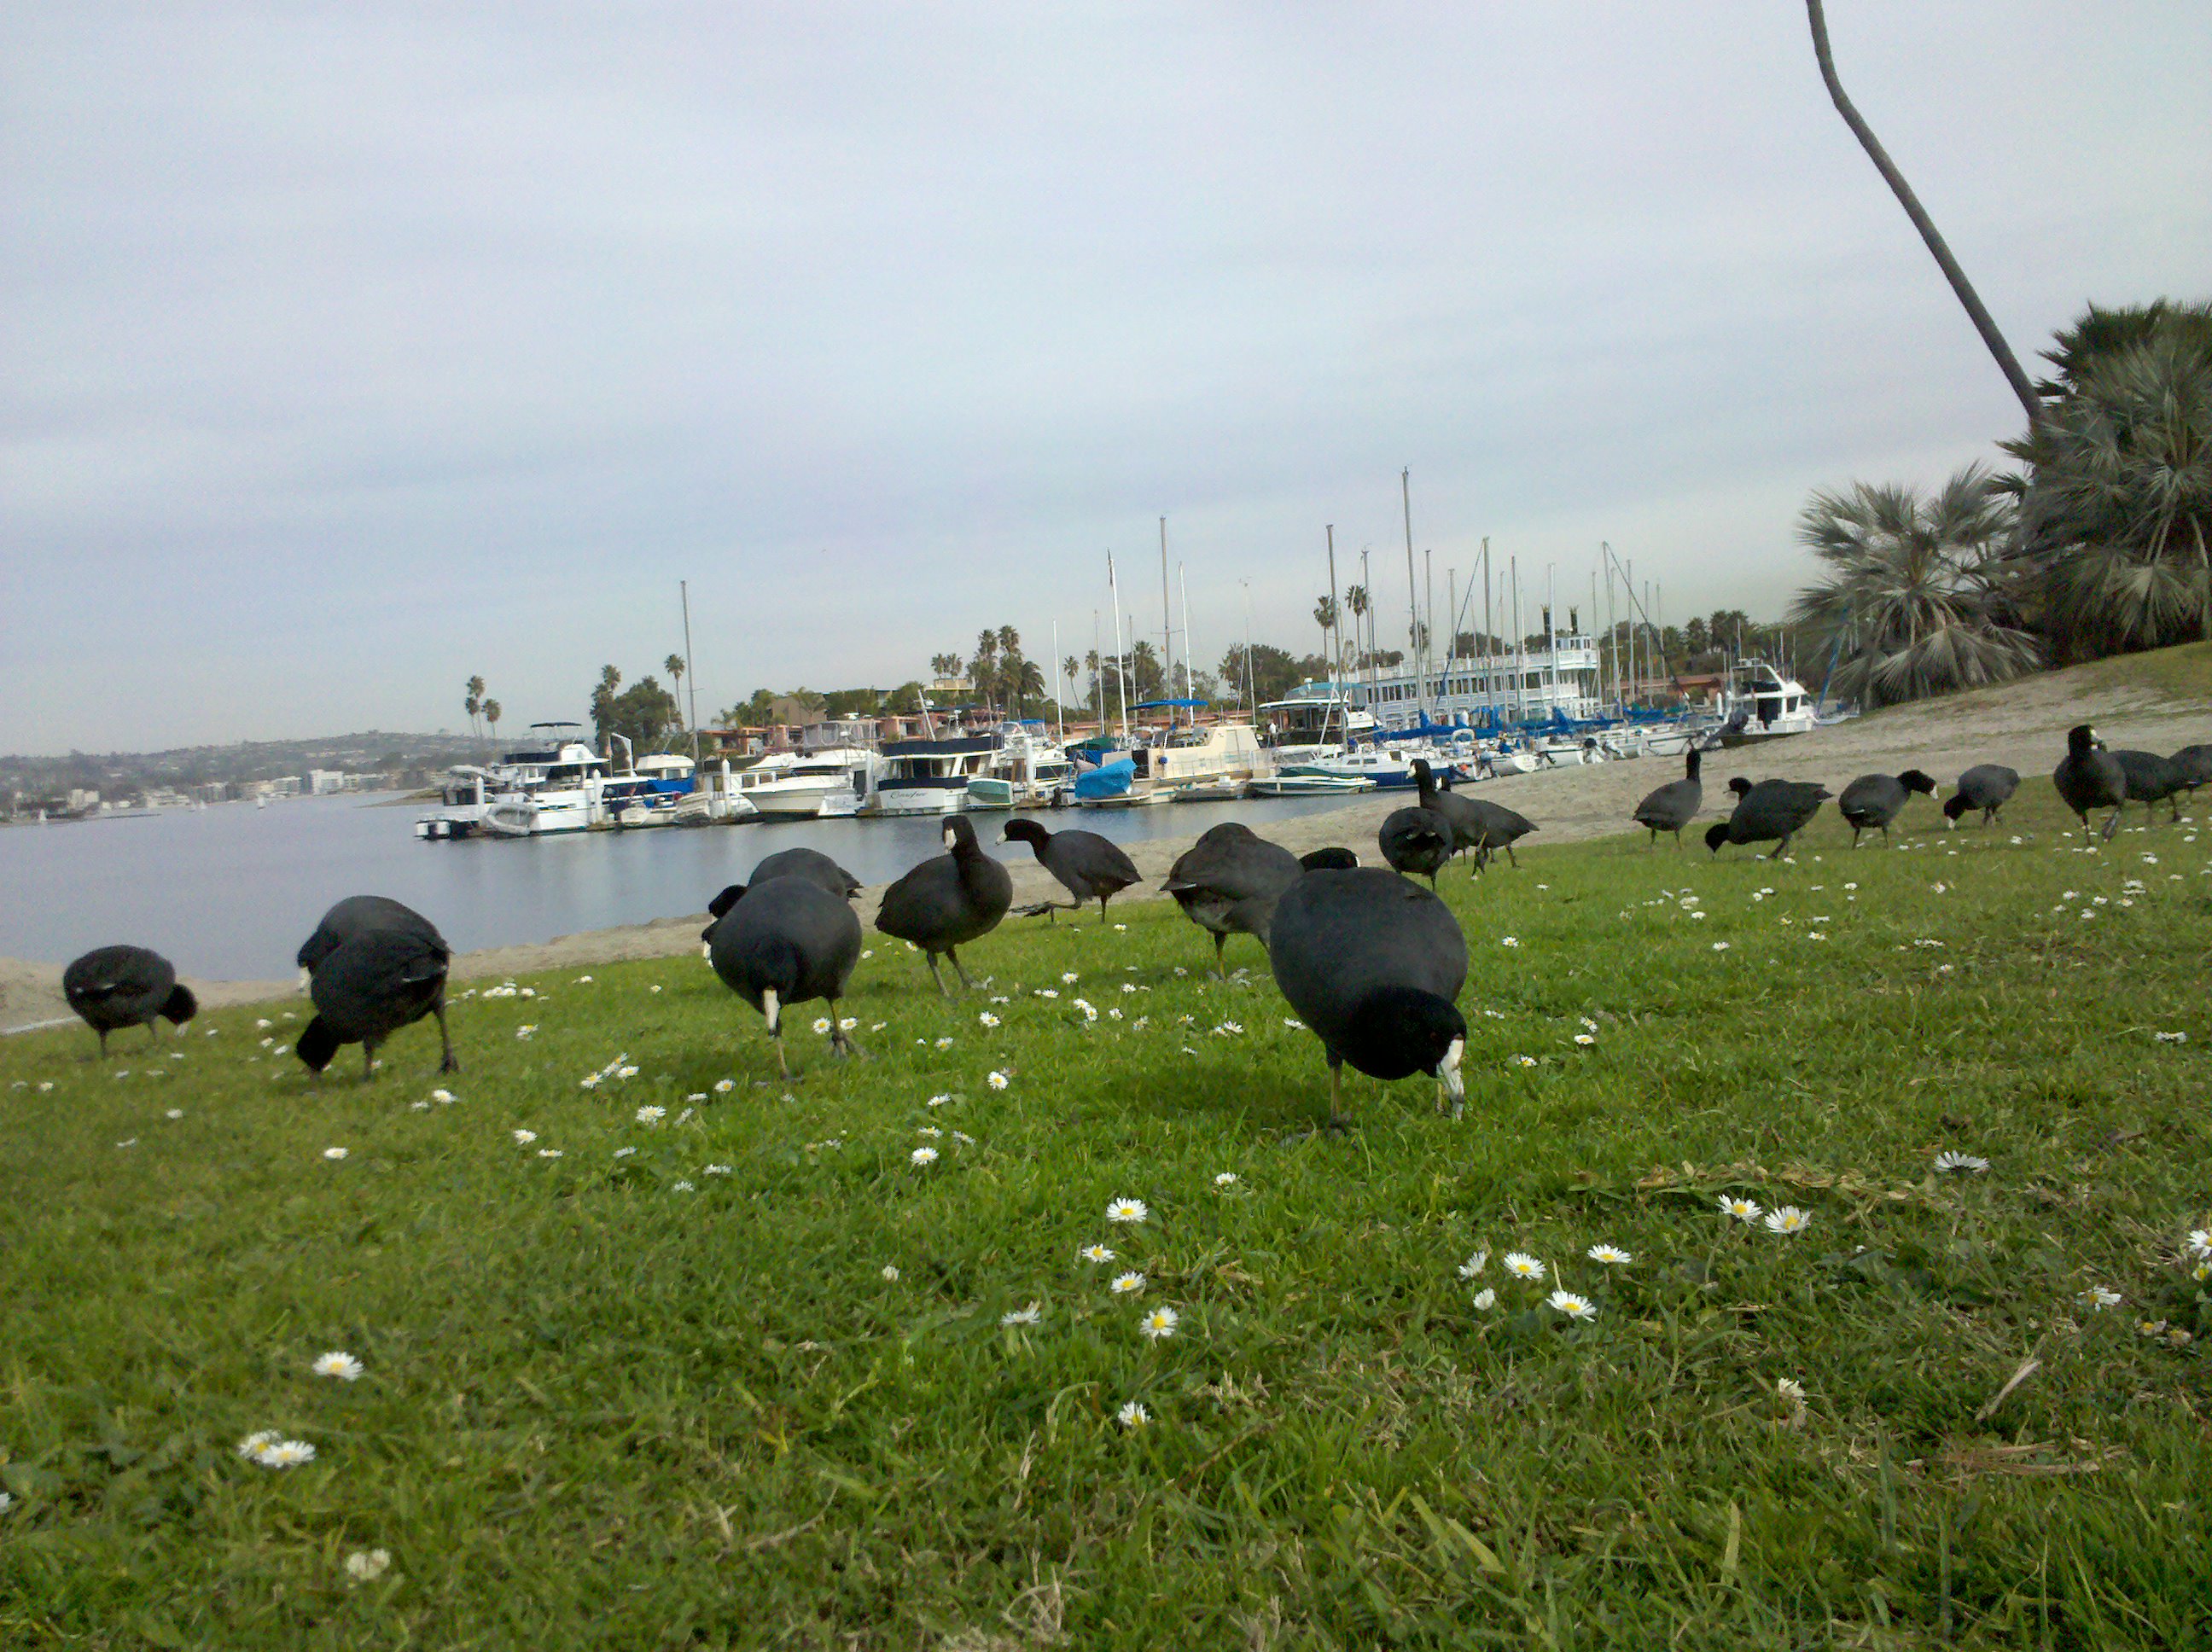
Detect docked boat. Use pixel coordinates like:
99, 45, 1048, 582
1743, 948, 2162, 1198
736, 745, 884, 819
1714, 659, 1819, 744
416, 724, 611, 840
1074, 718, 1267, 808
601, 753, 698, 829
965, 722, 1076, 811
1245, 771, 1375, 797
1257, 684, 1376, 765
870, 735, 1001, 816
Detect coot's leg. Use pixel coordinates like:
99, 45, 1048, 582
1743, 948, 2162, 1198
772, 1029, 789, 1079
362, 1039, 378, 1082
948, 946, 975, 992
1098, 898, 1109, 924
96, 1027, 108, 1060
433, 1001, 460, 1073
1505, 845, 1519, 869
2102, 807, 2122, 842
147, 1021, 161, 1047
925, 953, 950, 998
1324, 1057, 1353, 1133
1212, 932, 1227, 979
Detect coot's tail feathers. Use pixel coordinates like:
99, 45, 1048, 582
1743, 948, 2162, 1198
296, 1017, 340, 1073
162, 984, 198, 1025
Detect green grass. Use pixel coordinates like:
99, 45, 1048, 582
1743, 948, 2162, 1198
2079, 639, 2212, 707
4, 790, 2211, 1649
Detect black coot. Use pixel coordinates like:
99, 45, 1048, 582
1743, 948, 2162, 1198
710, 876, 864, 1075
747, 846, 861, 901
1377, 804, 1454, 888
1837, 770, 1938, 846
297, 894, 442, 977
2112, 749, 2185, 823
1161, 822, 1302, 975
1631, 747, 1703, 846
1943, 765, 2020, 827
62, 945, 196, 1056
1704, 779, 1832, 858
1001, 818, 1142, 922
1411, 759, 1485, 870
1298, 847, 1361, 871
295, 928, 456, 1079
873, 815, 1013, 994
2053, 724, 2127, 840
1452, 790, 1539, 872
1267, 868, 1468, 1126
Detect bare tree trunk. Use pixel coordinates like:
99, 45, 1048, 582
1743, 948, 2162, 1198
1807, 0, 2042, 428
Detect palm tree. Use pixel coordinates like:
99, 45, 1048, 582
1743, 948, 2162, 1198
1313, 596, 1338, 674
1804, 0, 2040, 428
1011, 659, 1046, 717
1062, 655, 1080, 720
1084, 649, 1102, 724
929, 653, 962, 683
1789, 462, 2043, 707
1344, 585, 1371, 668
464, 675, 486, 739
663, 654, 685, 735
482, 699, 502, 743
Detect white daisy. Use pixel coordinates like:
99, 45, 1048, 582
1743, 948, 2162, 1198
1470, 1288, 1497, 1310
1062, 972, 1080, 984
1511, 1055, 1538, 1068
704, 1164, 732, 1176
311, 1352, 364, 1382
979, 1012, 1000, 1027
1763, 1206, 1812, 1236
1934, 1151, 1990, 1173
671, 1179, 696, 1192
1115, 1400, 1150, 1428
1500, 936, 1520, 948
612, 1146, 636, 1159
1000, 1303, 1042, 1326
165, 1108, 183, 1120
1105, 1197, 1149, 1224
927, 1093, 951, 1108
934, 1037, 954, 1050
713, 1078, 735, 1094
1572, 1033, 1595, 1047
881, 1265, 899, 1282
516, 1026, 536, 1039
1457, 1251, 1488, 1281
579, 1074, 601, 1090
635, 1106, 666, 1125
1080, 1243, 1116, 1264
812, 1018, 831, 1035
987, 1071, 1010, 1090
1586, 1244, 1633, 1265
1712, 941, 1731, 951
323, 1147, 347, 1160
1110, 1271, 1145, 1295
1138, 1306, 1179, 1341
1283, 1017, 1305, 1029
1502, 1252, 1545, 1281
1720, 1195, 1762, 1223
257, 1439, 316, 1469
917, 1126, 942, 1137
2187, 1230, 2210, 1258
2154, 1031, 2188, 1044
344, 1549, 391, 1581
512, 1129, 537, 1144
1214, 1172, 1239, 1188
911, 1147, 939, 1166
236, 1430, 279, 1459
1546, 1290, 1597, 1321
537, 1149, 562, 1159
615, 1066, 639, 1079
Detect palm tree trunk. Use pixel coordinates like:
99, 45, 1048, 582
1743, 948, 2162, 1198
1806, 0, 2042, 429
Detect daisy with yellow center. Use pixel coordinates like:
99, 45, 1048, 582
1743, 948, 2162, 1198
1139, 1306, 1179, 1341
1503, 1253, 1545, 1281
1546, 1290, 1597, 1322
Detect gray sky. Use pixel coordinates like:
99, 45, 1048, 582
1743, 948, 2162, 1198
4, 3, 2207, 753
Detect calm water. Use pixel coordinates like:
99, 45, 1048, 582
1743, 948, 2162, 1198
0, 791, 1359, 982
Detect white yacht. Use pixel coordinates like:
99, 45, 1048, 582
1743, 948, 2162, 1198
965, 722, 1075, 811
1714, 659, 1820, 744
870, 735, 1001, 815
736, 745, 884, 819
1256, 684, 1377, 764
416, 724, 611, 840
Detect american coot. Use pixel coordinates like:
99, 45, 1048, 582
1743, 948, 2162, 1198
61, 945, 197, 1056
1943, 765, 2020, 827
296, 893, 443, 990
1377, 803, 1454, 888
747, 846, 862, 901
1452, 789, 1539, 872
2053, 724, 2127, 841
1631, 747, 1703, 846
1161, 822, 1304, 976
1705, 778, 1831, 858
1411, 759, 1485, 871
710, 875, 864, 1075
1298, 847, 1361, 871
873, 815, 1013, 994
1000, 818, 1141, 922
2111, 749, 2186, 823
295, 927, 456, 1079
1837, 770, 1938, 846
1267, 867, 1468, 1126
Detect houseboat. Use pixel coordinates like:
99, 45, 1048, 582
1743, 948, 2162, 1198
869, 735, 1002, 816
415, 724, 612, 840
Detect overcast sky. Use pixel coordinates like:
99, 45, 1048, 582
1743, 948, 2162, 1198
4, 3, 2206, 753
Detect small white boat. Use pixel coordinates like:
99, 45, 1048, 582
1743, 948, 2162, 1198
870, 735, 1000, 815
416, 724, 610, 839
736, 746, 883, 819
1245, 771, 1374, 797
1715, 659, 1820, 744
965, 722, 1075, 811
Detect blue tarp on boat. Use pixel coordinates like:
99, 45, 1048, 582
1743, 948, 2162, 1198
1071, 759, 1136, 800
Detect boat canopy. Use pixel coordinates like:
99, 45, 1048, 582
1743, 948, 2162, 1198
1071, 759, 1136, 800
1130, 698, 1208, 710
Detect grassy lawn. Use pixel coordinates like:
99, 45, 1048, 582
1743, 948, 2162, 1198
3, 782, 2210, 1649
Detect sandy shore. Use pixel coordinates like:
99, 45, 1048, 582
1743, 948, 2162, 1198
6, 659, 2203, 1033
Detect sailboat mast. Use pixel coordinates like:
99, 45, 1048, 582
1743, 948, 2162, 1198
1179, 563, 1195, 723
1401, 468, 1420, 720
1159, 517, 1174, 727
679, 579, 699, 762
1109, 552, 1131, 742
1051, 618, 1063, 743
1481, 537, 1493, 726
1325, 526, 1342, 749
